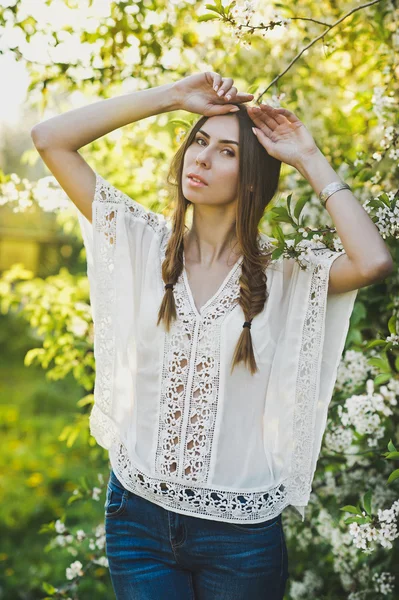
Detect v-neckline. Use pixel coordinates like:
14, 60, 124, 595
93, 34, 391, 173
182, 252, 244, 318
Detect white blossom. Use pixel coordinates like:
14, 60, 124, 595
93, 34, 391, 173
95, 523, 106, 550
55, 519, 66, 534
364, 190, 399, 239
55, 535, 67, 547
371, 86, 396, 123
335, 378, 397, 449
67, 315, 89, 337
372, 571, 395, 595
324, 425, 354, 453
335, 349, 378, 395
92, 486, 101, 501
76, 529, 86, 542
347, 499, 399, 552
66, 560, 83, 580
289, 569, 323, 600
386, 333, 399, 345
93, 556, 109, 568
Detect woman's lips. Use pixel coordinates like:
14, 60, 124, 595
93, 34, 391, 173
187, 176, 208, 187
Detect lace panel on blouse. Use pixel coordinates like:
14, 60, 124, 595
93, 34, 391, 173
154, 230, 274, 483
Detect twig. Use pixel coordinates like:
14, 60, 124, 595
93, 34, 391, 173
254, 0, 384, 101
289, 17, 333, 27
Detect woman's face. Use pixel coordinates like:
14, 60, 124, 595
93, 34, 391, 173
182, 115, 240, 207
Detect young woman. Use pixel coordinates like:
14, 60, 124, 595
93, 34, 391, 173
31, 71, 392, 600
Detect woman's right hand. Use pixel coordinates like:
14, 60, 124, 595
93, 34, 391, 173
173, 72, 254, 116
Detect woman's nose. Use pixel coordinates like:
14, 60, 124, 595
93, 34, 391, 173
196, 152, 209, 165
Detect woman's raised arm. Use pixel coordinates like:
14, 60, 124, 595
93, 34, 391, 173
30, 82, 181, 222
31, 82, 181, 152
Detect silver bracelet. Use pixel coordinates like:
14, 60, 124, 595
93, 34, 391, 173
319, 181, 350, 208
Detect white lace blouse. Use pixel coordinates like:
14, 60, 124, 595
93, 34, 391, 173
76, 172, 358, 524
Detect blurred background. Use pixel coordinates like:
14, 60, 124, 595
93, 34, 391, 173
0, 0, 398, 598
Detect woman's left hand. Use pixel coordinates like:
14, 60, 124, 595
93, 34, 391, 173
247, 104, 319, 169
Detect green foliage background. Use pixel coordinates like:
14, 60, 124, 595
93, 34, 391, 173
0, 0, 398, 598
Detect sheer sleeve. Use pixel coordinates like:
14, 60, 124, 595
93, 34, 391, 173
281, 239, 347, 297
74, 171, 168, 448
76, 171, 167, 278
264, 239, 358, 521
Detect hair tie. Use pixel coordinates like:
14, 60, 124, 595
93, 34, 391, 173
165, 283, 174, 290
243, 321, 252, 329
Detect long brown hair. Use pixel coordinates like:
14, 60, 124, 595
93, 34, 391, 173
157, 104, 282, 375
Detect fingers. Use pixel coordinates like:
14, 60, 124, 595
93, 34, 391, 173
247, 107, 274, 136
251, 118, 274, 138
248, 104, 289, 129
235, 91, 255, 103
223, 86, 237, 101
274, 107, 301, 123
217, 87, 254, 103
216, 77, 234, 97
258, 104, 300, 125
259, 104, 285, 126
210, 72, 223, 93
209, 74, 254, 102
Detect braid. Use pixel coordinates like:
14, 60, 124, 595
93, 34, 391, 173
230, 250, 270, 375
156, 235, 184, 331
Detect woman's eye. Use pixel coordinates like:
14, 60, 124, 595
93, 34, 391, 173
195, 138, 234, 157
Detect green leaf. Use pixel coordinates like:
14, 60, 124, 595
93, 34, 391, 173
373, 373, 392, 386
24, 347, 45, 366
42, 582, 57, 595
271, 247, 284, 260
79, 476, 90, 492
344, 516, 369, 525
271, 207, 290, 217
367, 357, 388, 370
387, 469, 399, 484
198, 13, 220, 21
293, 196, 308, 221
379, 192, 391, 207
364, 339, 387, 349
340, 505, 360, 514
286, 193, 292, 217
205, 4, 222, 13
67, 429, 79, 447
272, 215, 294, 224
225, 0, 237, 13
272, 224, 286, 246
270, 207, 293, 224
366, 199, 385, 209
67, 494, 82, 505
387, 439, 397, 453
77, 394, 94, 407
388, 314, 397, 335
384, 451, 399, 459
362, 490, 372, 515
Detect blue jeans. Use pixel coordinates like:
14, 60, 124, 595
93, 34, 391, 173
105, 469, 289, 599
